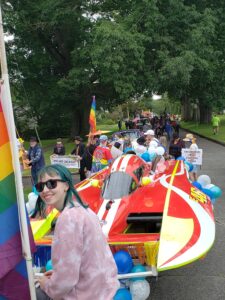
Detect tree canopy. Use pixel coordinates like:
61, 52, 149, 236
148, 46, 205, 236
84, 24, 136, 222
2, 0, 225, 137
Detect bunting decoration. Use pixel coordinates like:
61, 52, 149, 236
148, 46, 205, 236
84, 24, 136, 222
89, 95, 97, 134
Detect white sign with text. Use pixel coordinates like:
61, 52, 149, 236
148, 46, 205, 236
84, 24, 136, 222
181, 149, 203, 165
50, 155, 80, 169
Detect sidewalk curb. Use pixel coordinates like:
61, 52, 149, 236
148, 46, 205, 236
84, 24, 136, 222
181, 128, 225, 147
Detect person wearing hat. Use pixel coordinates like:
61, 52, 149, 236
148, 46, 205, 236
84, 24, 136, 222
91, 135, 113, 173
144, 129, 159, 148
71, 136, 86, 181
27, 136, 45, 184
53, 138, 66, 156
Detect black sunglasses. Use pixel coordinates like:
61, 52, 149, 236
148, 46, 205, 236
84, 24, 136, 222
35, 179, 66, 193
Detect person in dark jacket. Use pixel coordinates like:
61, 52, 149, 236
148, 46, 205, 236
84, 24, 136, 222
53, 138, 65, 155
83, 136, 98, 177
27, 136, 45, 184
168, 133, 185, 159
71, 136, 86, 181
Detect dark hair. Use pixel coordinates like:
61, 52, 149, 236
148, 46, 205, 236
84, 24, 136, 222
74, 136, 82, 141
37, 164, 88, 212
125, 150, 136, 155
30, 136, 38, 142
137, 136, 146, 146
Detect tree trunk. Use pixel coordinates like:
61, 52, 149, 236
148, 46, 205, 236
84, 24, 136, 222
70, 96, 93, 138
181, 95, 192, 121
199, 104, 212, 124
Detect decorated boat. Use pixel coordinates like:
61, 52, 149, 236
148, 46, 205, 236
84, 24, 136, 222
32, 154, 215, 275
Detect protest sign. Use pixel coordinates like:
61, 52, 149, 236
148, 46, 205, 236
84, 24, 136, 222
50, 155, 80, 169
181, 149, 203, 165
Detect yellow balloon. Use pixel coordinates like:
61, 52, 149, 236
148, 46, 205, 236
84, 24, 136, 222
91, 179, 100, 188
141, 177, 151, 186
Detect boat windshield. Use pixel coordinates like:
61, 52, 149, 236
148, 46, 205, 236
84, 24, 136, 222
102, 171, 137, 199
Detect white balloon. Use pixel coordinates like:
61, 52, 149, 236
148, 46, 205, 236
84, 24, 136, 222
149, 140, 158, 148
26, 202, 31, 214
28, 192, 38, 211
148, 146, 156, 155
135, 144, 147, 155
155, 146, 165, 156
197, 175, 211, 188
130, 280, 150, 300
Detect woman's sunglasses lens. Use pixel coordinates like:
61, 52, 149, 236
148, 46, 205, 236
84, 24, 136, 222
46, 180, 57, 189
35, 180, 59, 192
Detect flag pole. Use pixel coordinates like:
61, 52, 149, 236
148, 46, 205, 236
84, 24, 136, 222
0, 5, 36, 300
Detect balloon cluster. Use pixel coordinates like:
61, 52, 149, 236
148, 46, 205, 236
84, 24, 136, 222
176, 156, 194, 172
192, 175, 222, 205
113, 250, 150, 300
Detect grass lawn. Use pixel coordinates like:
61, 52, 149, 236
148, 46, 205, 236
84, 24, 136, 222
181, 115, 225, 144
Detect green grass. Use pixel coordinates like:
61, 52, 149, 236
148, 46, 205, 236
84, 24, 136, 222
181, 115, 225, 143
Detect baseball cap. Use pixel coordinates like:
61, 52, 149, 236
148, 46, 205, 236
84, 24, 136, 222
99, 135, 108, 141
144, 129, 155, 136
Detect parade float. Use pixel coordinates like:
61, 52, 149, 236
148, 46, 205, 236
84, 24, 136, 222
32, 155, 218, 277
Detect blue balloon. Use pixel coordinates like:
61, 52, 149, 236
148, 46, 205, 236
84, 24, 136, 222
176, 156, 185, 161
185, 161, 193, 172
202, 188, 214, 199
209, 185, 222, 199
113, 288, 132, 300
141, 152, 150, 162
46, 259, 53, 271
130, 264, 146, 281
113, 250, 133, 274
149, 152, 156, 161
210, 198, 217, 205
192, 181, 202, 190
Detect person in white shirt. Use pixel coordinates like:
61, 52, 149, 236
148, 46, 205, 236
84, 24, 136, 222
189, 136, 199, 181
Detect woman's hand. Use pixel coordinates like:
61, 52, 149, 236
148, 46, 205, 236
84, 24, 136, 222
38, 271, 53, 289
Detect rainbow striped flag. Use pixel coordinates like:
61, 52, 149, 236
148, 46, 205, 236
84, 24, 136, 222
89, 95, 97, 134
0, 99, 34, 299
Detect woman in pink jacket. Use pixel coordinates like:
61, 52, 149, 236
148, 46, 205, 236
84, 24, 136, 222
36, 164, 119, 300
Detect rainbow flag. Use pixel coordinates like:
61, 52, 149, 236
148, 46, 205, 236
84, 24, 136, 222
0, 99, 34, 299
89, 95, 96, 134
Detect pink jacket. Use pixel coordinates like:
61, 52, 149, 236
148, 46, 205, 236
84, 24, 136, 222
43, 205, 119, 299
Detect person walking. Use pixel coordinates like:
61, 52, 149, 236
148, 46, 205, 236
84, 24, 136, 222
53, 138, 65, 156
211, 113, 220, 135
71, 136, 86, 181
92, 135, 113, 173
35, 164, 119, 300
27, 136, 45, 184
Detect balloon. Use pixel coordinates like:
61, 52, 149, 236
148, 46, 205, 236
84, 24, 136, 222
155, 146, 165, 156
28, 192, 38, 211
210, 198, 217, 205
149, 152, 156, 161
185, 161, 193, 172
113, 288, 132, 300
130, 279, 150, 300
201, 188, 214, 199
192, 181, 202, 190
176, 156, 185, 161
149, 140, 158, 148
135, 145, 147, 155
148, 146, 156, 155
141, 152, 150, 162
205, 184, 215, 190
209, 185, 222, 199
113, 251, 133, 274
46, 259, 53, 271
130, 264, 146, 281
197, 175, 211, 188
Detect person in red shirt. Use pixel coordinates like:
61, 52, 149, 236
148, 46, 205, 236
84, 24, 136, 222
92, 135, 113, 173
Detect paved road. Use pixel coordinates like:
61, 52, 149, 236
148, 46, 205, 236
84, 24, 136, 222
149, 132, 225, 300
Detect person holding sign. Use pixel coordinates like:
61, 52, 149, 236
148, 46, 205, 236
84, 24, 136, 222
53, 138, 65, 156
189, 136, 199, 181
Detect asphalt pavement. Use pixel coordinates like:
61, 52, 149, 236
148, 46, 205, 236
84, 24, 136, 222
149, 131, 225, 300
